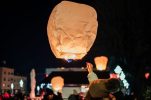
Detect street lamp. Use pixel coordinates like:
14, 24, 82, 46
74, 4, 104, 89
10, 83, 14, 95
36, 86, 40, 95
19, 79, 24, 91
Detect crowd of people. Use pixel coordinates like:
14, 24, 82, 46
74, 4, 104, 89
0, 62, 137, 100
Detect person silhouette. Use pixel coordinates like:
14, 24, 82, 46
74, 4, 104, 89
85, 62, 120, 100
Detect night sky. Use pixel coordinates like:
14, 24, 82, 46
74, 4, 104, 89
0, 0, 150, 76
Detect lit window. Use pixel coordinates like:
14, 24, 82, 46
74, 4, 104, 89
2, 83, 5, 87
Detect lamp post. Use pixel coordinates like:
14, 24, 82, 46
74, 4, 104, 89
10, 83, 14, 95
36, 86, 40, 95
19, 79, 24, 92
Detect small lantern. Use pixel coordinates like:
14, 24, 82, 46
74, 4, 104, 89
51, 76, 64, 92
47, 1, 98, 59
94, 56, 108, 71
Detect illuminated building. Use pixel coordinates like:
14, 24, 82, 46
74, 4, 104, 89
0, 67, 27, 93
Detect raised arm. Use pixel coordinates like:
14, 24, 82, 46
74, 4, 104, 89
86, 62, 98, 83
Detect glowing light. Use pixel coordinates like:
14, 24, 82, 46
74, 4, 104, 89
81, 67, 85, 69
60, 67, 65, 70
119, 71, 125, 80
47, 1, 98, 59
46, 83, 52, 89
145, 72, 150, 79
123, 79, 129, 89
45, 74, 48, 77
11, 83, 14, 89
36, 86, 40, 95
40, 83, 45, 89
81, 85, 89, 93
114, 65, 130, 89
51, 76, 64, 92
114, 65, 122, 74
37, 86, 40, 91
19, 79, 24, 88
3, 83, 5, 87
66, 59, 73, 63
110, 73, 118, 78
94, 56, 108, 70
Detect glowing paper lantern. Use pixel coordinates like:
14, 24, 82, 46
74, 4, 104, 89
47, 1, 98, 59
51, 76, 64, 92
94, 56, 108, 70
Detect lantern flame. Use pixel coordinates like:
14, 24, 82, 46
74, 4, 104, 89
64, 54, 76, 60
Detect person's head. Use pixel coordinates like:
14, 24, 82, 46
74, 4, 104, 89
45, 89, 54, 95
105, 78, 120, 93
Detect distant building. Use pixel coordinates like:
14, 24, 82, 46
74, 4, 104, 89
0, 67, 27, 94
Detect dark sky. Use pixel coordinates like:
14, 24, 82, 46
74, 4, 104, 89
0, 0, 150, 75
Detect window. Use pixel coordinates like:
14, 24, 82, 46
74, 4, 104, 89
4, 72, 6, 74
8, 72, 10, 75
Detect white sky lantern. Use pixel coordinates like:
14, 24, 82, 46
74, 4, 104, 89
51, 76, 64, 92
47, 1, 98, 60
94, 56, 108, 71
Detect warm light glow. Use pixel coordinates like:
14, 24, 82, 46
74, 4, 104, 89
110, 73, 119, 78
2, 83, 5, 87
47, 1, 98, 59
51, 76, 64, 92
94, 56, 108, 70
64, 54, 76, 60
60, 67, 65, 70
145, 72, 150, 79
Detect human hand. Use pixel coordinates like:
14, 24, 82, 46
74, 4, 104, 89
109, 93, 116, 100
86, 62, 93, 73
